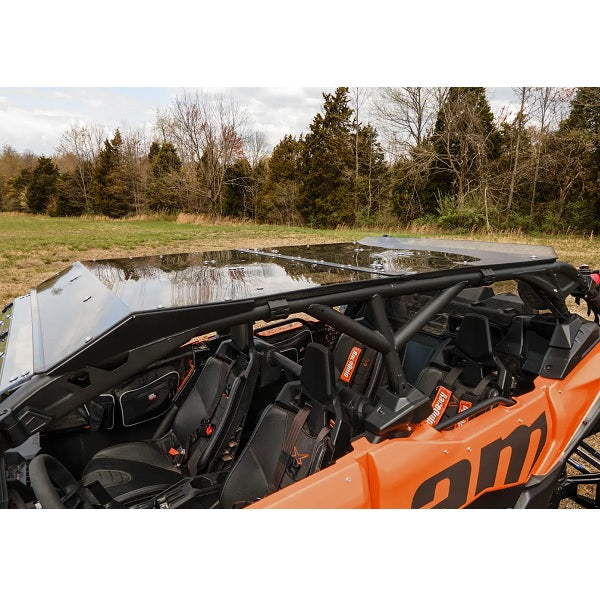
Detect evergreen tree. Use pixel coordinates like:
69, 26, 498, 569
256, 134, 303, 224
300, 87, 355, 227
54, 171, 86, 216
146, 141, 183, 212
148, 140, 161, 165
3, 167, 33, 211
149, 141, 182, 177
90, 130, 131, 218
560, 87, 600, 230
1, 146, 31, 210
26, 156, 59, 213
354, 124, 389, 222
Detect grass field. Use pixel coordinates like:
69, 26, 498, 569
1, 213, 598, 508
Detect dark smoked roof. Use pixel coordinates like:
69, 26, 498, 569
0, 237, 557, 386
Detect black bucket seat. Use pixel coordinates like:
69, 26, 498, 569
219, 342, 351, 508
80, 324, 259, 505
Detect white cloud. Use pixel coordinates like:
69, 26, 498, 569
0, 87, 332, 155
0, 87, 523, 156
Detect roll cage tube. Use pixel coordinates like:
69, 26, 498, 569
307, 281, 469, 397
0, 261, 585, 453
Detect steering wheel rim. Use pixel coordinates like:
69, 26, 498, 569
29, 454, 93, 509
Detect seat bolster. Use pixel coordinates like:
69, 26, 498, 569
81, 442, 183, 504
220, 404, 292, 509
87, 442, 180, 472
415, 366, 445, 397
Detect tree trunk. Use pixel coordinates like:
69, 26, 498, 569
507, 88, 529, 214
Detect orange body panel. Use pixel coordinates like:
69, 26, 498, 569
252, 342, 600, 508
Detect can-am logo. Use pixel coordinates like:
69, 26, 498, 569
411, 411, 548, 508
426, 386, 452, 426
340, 346, 363, 383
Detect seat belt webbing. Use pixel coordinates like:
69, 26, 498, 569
267, 404, 310, 495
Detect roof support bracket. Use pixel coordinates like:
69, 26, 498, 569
480, 268, 496, 285
267, 299, 290, 322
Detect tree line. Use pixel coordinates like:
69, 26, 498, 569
1, 87, 599, 233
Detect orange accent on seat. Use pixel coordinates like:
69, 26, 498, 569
175, 359, 195, 394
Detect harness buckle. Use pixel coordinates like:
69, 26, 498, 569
198, 419, 214, 437
168, 446, 186, 466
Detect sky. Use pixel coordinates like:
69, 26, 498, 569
1, 0, 595, 157
0, 87, 334, 155
0, 86, 520, 156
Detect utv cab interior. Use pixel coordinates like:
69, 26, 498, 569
2, 239, 598, 509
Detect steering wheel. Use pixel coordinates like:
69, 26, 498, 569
29, 454, 93, 509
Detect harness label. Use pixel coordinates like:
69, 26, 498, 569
426, 386, 453, 426
340, 346, 363, 383
456, 400, 472, 427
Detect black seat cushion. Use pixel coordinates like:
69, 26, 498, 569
79, 340, 259, 505
220, 402, 330, 508
81, 442, 183, 504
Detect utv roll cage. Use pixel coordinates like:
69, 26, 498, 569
0, 248, 591, 456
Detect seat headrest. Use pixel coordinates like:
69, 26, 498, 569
455, 313, 493, 362
300, 343, 337, 406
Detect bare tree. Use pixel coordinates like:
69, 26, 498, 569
529, 87, 574, 216
544, 129, 591, 223
422, 88, 505, 232
349, 87, 375, 214
120, 127, 150, 214
56, 123, 105, 212
506, 87, 533, 213
244, 131, 269, 169
350, 88, 371, 173
158, 90, 248, 216
374, 87, 447, 156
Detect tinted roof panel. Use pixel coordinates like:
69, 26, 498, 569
0, 237, 557, 378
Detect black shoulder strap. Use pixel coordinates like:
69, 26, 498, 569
202, 356, 238, 421
267, 405, 310, 496
441, 366, 462, 389
182, 356, 244, 476
471, 373, 496, 398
